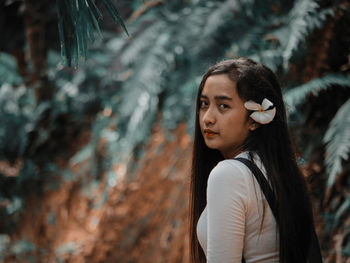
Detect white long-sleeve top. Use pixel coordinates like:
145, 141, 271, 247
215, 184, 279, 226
196, 151, 279, 263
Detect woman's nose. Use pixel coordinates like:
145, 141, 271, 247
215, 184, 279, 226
203, 108, 216, 126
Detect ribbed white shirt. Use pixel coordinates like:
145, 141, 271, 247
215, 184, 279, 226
196, 151, 279, 263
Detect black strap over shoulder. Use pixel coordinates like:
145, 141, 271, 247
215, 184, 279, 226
234, 157, 323, 263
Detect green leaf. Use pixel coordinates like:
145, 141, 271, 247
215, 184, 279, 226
284, 74, 350, 113
55, 0, 129, 67
102, 0, 129, 36
281, 0, 335, 69
323, 98, 350, 188
335, 194, 350, 221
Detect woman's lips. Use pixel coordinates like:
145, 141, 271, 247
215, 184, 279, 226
204, 129, 218, 137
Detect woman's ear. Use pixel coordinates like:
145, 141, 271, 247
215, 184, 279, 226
249, 120, 260, 131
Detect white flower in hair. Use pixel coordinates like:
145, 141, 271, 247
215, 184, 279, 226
244, 98, 276, 124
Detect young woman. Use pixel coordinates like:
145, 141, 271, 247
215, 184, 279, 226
189, 58, 316, 263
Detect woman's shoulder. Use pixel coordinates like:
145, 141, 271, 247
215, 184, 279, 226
208, 158, 252, 185
207, 157, 254, 209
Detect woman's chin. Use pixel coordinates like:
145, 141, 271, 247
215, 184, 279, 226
204, 141, 220, 151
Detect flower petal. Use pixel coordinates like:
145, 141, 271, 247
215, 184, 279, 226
262, 98, 274, 110
244, 100, 261, 110
250, 107, 276, 124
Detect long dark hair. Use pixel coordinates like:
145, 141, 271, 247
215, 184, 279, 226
189, 58, 314, 263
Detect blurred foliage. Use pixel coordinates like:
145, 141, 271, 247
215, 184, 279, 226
0, 0, 349, 262
0, 53, 23, 86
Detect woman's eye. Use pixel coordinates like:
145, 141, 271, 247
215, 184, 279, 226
200, 101, 208, 108
219, 104, 229, 109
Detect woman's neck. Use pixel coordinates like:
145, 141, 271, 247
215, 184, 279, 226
221, 148, 248, 159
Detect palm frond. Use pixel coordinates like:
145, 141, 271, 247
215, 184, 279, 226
101, 0, 129, 36
249, 49, 283, 72
281, 0, 334, 69
335, 194, 350, 223
323, 98, 350, 189
56, 0, 128, 67
283, 74, 350, 114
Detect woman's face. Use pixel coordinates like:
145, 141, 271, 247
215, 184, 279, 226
199, 74, 256, 158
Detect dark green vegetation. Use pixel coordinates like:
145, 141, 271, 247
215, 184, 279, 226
0, 0, 349, 262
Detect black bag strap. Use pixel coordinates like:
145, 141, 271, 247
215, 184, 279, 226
234, 157, 323, 263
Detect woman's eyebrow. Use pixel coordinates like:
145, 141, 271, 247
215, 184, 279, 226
214, 95, 232, 100
200, 94, 232, 100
